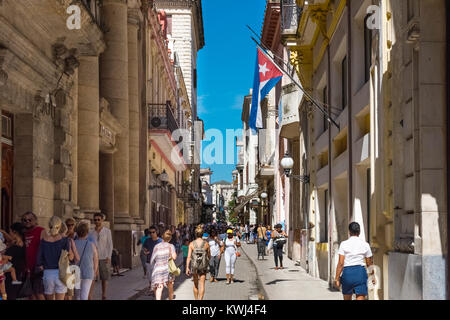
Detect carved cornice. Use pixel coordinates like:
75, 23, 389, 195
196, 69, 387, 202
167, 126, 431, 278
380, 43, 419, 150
290, 46, 313, 92
309, 3, 330, 41
128, 0, 144, 26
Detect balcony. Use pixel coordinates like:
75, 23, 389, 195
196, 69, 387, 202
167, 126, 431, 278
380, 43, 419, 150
148, 102, 179, 134
149, 102, 185, 171
280, 83, 301, 139
281, 0, 302, 41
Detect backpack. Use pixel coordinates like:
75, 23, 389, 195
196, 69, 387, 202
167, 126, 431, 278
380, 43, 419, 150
191, 240, 209, 272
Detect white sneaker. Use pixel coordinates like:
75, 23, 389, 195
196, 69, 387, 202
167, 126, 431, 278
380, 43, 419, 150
12, 280, 22, 285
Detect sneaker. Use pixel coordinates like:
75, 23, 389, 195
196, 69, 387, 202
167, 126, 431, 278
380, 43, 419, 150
12, 280, 22, 285
226, 280, 230, 285
230, 279, 234, 284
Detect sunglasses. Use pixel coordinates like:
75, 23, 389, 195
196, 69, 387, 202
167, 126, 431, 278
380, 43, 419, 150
22, 219, 32, 222
150, 231, 156, 234
94, 219, 102, 222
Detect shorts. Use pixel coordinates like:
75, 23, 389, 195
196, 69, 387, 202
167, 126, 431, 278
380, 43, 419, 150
98, 259, 111, 281
31, 270, 45, 295
341, 265, 368, 296
43, 269, 67, 295
0, 262, 13, 272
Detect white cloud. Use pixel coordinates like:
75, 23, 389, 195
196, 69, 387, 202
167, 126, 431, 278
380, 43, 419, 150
197, 94, 209, 115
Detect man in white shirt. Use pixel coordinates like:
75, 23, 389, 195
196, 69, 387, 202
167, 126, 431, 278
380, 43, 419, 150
88, 213, 113, 300
207, 229, 223, 283
335, 222, 375, 300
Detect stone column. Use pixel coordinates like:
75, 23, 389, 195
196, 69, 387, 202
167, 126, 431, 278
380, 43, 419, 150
77, 56, 100, 214
100, 0, 130, 218
128, 4, 141, 219
100, 152, 115, 226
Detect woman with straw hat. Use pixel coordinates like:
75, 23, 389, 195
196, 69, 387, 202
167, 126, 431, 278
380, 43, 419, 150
224, 228, 240, 284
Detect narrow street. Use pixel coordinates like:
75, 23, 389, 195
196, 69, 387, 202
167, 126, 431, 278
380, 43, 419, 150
93, 242, 340, 301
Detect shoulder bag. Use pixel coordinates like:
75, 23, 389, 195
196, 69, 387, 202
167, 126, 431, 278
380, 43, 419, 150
168, 244, 181, 276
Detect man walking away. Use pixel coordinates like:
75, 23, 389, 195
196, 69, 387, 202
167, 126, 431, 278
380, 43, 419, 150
207, 230, 223, 283
256, 224, 267, 260
335, 222, 375, 300
88, 213, 113, 300
139, 229, 150, 278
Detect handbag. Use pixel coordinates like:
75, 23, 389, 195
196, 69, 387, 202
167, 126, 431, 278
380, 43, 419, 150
168, 246, 180, 276
58, 238, 71, 285
17, 272, 33, 298
275, 236, 287, 246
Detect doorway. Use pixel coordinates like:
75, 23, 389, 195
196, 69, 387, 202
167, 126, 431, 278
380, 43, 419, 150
1, 112, 14, 230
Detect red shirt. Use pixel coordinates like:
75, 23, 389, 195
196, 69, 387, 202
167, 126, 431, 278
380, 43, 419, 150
25, 226, 44, 272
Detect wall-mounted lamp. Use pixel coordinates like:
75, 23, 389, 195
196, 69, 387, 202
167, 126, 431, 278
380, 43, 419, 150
280, 152, 310, 183
149, 169, 169, 190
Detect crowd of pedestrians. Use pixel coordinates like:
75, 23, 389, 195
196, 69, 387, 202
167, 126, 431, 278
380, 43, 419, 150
0, 211, 113, 300
1, 215, 294, 301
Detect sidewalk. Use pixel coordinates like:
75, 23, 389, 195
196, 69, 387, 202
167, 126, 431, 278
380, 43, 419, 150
136, 247, 261, 300
91, 266, 149, 300
241, 242, 342, 300
91, 252, 184, 300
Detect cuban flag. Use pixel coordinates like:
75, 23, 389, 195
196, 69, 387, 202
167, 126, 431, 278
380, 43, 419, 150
249, 47, 283, 130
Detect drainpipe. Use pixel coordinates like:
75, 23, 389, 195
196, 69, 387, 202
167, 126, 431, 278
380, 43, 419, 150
446, 0, 450, 301
347, 0, 353, 223
327, 44, 333, 287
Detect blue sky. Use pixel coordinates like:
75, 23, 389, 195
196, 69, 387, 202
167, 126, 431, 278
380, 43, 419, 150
198, 0, 266, 183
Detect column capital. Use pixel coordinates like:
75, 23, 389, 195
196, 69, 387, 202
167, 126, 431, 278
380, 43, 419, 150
128, 9, 143, 27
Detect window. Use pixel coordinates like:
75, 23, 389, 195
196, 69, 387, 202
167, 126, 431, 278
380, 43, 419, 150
322, 86, 328, 132
166, 15, 172, 36
341, 56, 348, 109
364, 15, 372, 83
2, 113, 13, 140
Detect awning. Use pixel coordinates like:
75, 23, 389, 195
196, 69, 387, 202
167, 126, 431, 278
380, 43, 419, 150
234, 189, 259, 213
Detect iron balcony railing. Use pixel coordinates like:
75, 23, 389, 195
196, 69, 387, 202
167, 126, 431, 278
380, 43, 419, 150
148, 101, 179, 134
80, 0, 103, 28
281, 0, 302, 36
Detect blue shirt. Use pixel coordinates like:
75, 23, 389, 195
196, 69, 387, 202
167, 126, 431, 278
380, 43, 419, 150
74, 239, 95, 280
37, 237, 70, 270
143, 237, 162, 263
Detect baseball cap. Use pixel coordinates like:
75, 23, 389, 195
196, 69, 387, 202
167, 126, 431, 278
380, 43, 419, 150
226, 229, 233, 234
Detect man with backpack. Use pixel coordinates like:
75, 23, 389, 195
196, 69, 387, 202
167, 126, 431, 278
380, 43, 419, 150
186, 226, 211, 300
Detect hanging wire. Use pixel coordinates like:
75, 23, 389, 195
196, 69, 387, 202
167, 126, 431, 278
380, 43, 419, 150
247, 25, 345, 124
247, 26, 340, 128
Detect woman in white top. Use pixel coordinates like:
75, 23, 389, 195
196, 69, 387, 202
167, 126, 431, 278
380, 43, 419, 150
224, 229, 240, 284
335, 222, 375, 300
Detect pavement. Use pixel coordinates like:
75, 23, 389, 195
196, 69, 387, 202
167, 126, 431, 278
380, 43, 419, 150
135, 245, 262, 300
240, 241, 342, 300
90, 242, 342, 300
